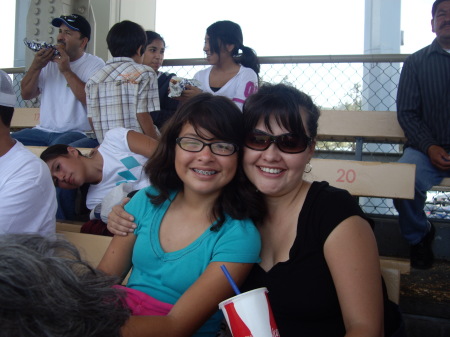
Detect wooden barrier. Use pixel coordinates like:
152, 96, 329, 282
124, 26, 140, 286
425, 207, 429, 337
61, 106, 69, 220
10, 107, 40, 129
318, 110, 450, 192
11, 108, 450, 194
305, 158, 415, 199
27, 146, 92, 157
55, 227, 404, 304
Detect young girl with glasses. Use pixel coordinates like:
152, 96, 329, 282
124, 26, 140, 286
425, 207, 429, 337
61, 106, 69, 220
98, 93, 265, 337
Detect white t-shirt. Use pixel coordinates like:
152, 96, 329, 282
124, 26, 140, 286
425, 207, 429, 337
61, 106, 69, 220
36, 53, 105, 133
86, 127, 150, 210
194, 65, 258, 110
0, 141, 56, 235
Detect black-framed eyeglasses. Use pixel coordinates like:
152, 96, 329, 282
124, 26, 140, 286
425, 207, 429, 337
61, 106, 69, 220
244, 130, 312, 154
176, 137, 238, 156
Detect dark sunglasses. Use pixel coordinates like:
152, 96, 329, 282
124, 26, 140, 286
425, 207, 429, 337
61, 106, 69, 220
245, 130, 312, 154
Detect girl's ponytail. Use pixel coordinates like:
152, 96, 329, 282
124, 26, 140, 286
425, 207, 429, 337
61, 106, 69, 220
238, 45, 260, 75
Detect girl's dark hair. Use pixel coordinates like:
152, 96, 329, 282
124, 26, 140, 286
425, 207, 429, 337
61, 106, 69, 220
146, 93, 265, 230
40, 144, 82, 162
145, 30, 165, 47
243, 83, 320, 140
206, 20, 260, 75
0, 106, 14, 127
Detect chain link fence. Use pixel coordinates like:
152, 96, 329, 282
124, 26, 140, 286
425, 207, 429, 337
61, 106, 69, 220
3, 54, 449, 219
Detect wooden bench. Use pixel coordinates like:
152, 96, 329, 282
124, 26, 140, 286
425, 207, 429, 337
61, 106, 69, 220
16, 107, 448, 192
314, 110, 450, 193
10, 107, 40, 129
39, 109, 450, 304
10, 107, 95, 138
27, 146, 92, 157
55, 226, 403, 304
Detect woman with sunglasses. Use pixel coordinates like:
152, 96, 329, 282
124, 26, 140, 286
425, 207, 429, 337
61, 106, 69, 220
240, 83, 395, 337
98, 93, 264, 337
108, 84, 404, 337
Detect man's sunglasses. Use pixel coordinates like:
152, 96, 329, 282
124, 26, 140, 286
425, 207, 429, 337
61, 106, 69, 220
245, 130, 312, 154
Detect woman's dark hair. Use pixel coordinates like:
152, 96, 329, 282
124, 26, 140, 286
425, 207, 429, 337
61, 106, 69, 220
107, 20, 147, 57
40, 144, 82, 162
146, 93, 265, 230
243, 83, 320, 141
0, 234, 130, 337
206, 20, 260, 75
0, 106, 14, 127
145, 30, 165, 47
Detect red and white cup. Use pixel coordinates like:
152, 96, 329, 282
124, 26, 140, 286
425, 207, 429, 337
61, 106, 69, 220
218, 287, 280, 337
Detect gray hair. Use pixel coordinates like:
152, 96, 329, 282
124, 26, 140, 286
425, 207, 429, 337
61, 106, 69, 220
0, 234, 130, 337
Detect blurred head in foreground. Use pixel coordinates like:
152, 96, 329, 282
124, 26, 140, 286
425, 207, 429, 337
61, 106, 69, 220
0, 234, 130, 337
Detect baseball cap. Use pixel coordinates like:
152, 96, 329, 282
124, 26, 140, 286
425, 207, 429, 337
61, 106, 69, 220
52, 14, 91, 41
0, 70, 16, 108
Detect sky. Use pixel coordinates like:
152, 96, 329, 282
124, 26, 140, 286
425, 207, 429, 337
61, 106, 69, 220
0, 0, 439, 68
154, 0, 437, 59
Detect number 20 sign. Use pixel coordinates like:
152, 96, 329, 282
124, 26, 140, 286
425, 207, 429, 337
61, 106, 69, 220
336, 169, 356, 183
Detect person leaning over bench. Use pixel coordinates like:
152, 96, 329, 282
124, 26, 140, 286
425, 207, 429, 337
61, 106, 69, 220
393, 0, 450, 270
12, 14, 104, 148
40, 127, 158, 235
0, 233, 130, 337
0, 70, 56, 235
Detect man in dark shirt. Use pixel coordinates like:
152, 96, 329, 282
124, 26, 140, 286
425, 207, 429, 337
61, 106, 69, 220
394, 0, 450, 269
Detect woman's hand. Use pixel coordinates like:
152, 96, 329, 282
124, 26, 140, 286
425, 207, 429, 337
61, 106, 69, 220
181, 85, 203, 99
107, 198, 136, 236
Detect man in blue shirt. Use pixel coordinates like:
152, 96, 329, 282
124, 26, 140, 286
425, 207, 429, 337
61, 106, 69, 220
394, 0, 450, 269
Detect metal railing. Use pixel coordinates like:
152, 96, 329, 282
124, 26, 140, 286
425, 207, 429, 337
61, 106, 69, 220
4, 54, 449, 219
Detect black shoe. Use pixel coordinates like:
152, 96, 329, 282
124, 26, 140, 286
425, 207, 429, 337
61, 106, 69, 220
410, 222, 435, 269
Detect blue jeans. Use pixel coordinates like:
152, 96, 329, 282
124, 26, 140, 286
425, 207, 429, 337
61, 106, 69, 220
393, 147, 450, 244
12, 128, 98, 220
11, 127, 99, 147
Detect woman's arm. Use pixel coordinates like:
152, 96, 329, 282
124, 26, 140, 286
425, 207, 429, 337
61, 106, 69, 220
127, 130, 159, 158
121, 261, 253, 337
324, 215, 384, 337
97, 233, 136, 280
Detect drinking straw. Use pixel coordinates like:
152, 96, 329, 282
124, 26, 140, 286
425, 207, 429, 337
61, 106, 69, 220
220, 264, 241, 295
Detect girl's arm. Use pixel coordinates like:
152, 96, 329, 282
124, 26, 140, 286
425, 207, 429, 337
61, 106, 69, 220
97, 233, 136, 280
127, 130, 159, 158
324, 216, 384, 337
121, 261, 253, 337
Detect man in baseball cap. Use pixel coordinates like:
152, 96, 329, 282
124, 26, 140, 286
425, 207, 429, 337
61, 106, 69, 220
52, 14, 91, 41
12, 13, 105, 220
13, 11, 104, 149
